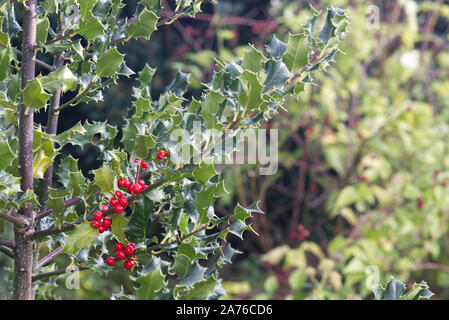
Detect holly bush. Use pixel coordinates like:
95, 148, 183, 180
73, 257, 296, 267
0, 0, 350, 299
195, 0, 447, 300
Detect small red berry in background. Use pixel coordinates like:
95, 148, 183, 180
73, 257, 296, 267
109, 197, 119, 207
297, 224, 305, 232
118, 179, 125, 187
137, 179, 145, 186
359, 176, 367, 182
433, 170, 440, 180
309, 184, 318, 193
157, 150, 169, 160
93, 211, 103, 221
324, 113, 330, 125
442, 180, 448, 186
141, 184, 148, 190
98, 226, 105, 233
115, 190, 123, 198
132, 184, 142, 194
116, 251, 126, 260
106, 257, 115, 266
124, 259, 134, 270
101, 205, 108, 212
128, 242, 135, 249
417, 197, 424, 210
91, 220, 101, 229
140, 160, 148, 169
114, 243, 124, 252
114, 205, 124, 214
102, 218, 112, 229
133, 160, 139, 164
119, 197, 129, 206
288, 231, 297, 241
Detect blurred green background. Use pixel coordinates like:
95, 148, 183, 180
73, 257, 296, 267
2, 0, 449, 299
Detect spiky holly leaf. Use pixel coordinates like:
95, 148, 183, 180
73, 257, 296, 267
63, 222, 99, 254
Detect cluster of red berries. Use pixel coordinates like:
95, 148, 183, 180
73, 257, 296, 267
91, 206, 112, 233
288, 224, 310, 242
157, 150, 169, 160
106, 242, 137, 270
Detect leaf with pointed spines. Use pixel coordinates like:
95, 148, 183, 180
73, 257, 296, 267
76, 18, 105, 41
135, 266, 165, 300
242, 44, 267, 73
78, 0, 98, 21
96, 47, 124, 77
111, 214, 128, 243
22, 78, 51, 111
63, 222, 99, 254
239, 70, 264, 110
41, 65, 78, 93
36, 17, 50, 44
126, 9, 158, 40
266, 35, 286, 59
0, 140, 14, 170
94, 166, 115, 196
263, 59, 290, 92
283, 33, 309, 74
178, 262, 207, 287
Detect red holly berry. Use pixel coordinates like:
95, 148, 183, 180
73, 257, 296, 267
124, 244, 135, 256
442, 180, 448, 186
115, 190, 123, 198
116, 251, 126, 260
359, 176, 367, 182
118, 179, 125, 187
132, 184, 142, 194
123, 180, 131, 188
102, 218, 112, 229
91, 220, 101, 229
106, 257, 115, 266
124, 259, 134, 270
109, 197, 119, 207
128, 242, 136, 249
114, 243, 124, 252
93, 211, 103, 221
288, 232, 297, 241
114, 205, 124, 214
157, 150, 169, 160
134, 160, 139, 164
324, 114, 330, 125
126, 186, 133, 194
137, 179, 145, 186
140, 160, 148, 169
297, 224, 305, 232
119, 197, 129, 206
98, 226, 105, 233
141, 184, 148, 191
101, 205, 109, 212
417, 198, 424, 210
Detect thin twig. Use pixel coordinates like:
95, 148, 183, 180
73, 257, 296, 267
0, 239, 14, 248
0, 246, 14, 259
0, 211, 27, 228
32, 266, 89, 282
37, 246, 64, 269
35, 197, 82, 220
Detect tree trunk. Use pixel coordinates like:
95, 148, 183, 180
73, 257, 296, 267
14, 0, 37, 300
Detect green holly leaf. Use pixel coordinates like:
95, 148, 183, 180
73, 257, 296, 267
239, 70, 264, 111
32, 149, 53, 179
78, 0, 98, 21
41, 65, 78, 93
0, 49, 11, 81
63, 221, 99, 254
0, 141, 14, 170
384, 277, 405, 300
242, 44, 267, 73
178, 277, 217, 300
192, 162, 217, 185
36, 17, 50, 44
76, 18, 105, 41
94, 166, 115, 196
173, 254, 191, 278
111, 214, 128, 243
127, 196, 153, 244
22, 78, 51, 111
266, 35, 286, 59
135, 266, 165, 300
126, 9, 158, 40
282, 33, 309, 74
138, 64, 156, 84
96, 47, 124, 77
178, 262, 207, 287
263, 59, 290, 92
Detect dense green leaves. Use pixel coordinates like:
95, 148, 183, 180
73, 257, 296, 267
63, 222, 98, 254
